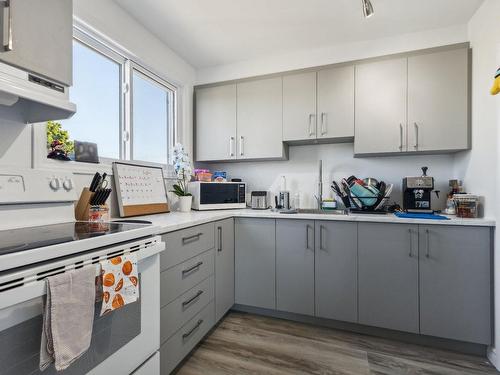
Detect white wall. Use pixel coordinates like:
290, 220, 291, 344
461, 0, 500, 368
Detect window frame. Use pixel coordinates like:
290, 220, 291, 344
34, 21, 179, 172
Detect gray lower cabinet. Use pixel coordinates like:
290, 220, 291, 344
419, 225, 492, 344
276, 220, 315, 315
358, 223, 419, 333
215, 218, 235, 322
315, 221, 357, 323
235, 218, 276, 309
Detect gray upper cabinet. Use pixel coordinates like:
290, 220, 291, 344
276, 220, 315, 316
315, 221, 357, 323
407, 47, 469, 152
283, 72, 317, 142
237, 77, 284, 160
235, 218, 276, 309
419, 225, 491, 344
358, 223, 419, 333
317, 65, 355, 140
354, 58, 407, 155
195, 85, 237, 162
0, 0, 73, 86
215, 218, 235, 322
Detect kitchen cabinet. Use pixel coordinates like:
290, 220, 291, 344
315, 221, 357, 323
355, 46, 469, 156
276, 220, 315, 316
407, 48, 469, 152
283, 71, 317, 141
283, 66, 354, 143
358, 223, 419, 333
215, 218, 235, 322
0, 0, 73, 86
195, 85, 237, 162
419, 225, 491, 344
235, 218, 276, 309
317, 65, 355, 140
236, 77, 284, 160
354, 58, 407, 155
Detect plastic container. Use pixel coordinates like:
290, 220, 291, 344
453, 194, 479, 218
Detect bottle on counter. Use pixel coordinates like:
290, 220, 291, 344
445, 179, 462, 215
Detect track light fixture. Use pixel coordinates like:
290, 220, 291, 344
362, 0, 374, 18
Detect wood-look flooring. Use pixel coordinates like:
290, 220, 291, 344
176, 312, 499, 375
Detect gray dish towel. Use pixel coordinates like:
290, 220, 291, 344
40, 266, 96, 371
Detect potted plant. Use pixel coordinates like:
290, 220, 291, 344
171, 143, 193, 212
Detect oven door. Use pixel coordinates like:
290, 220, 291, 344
0, 249, 161, 375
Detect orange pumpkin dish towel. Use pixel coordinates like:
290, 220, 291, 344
99, 253, 139, 316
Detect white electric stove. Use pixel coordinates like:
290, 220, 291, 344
0, 168, 164, 375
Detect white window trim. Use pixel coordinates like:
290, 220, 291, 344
33, 17, 180, 175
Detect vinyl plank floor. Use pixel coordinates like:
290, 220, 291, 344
176, 312, 498, 375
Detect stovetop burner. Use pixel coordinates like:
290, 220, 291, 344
0, 221, 149, 255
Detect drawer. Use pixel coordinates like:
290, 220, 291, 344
161, 223, 215, 271
161, 249, 215, 307
161, 276, 214, 343
160, 301, 215, 375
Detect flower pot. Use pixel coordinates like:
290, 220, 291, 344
178, 195, 192, 212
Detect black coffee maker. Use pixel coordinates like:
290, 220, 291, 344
403, 167, 435, 213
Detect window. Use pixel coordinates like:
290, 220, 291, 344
54, 29, 176, 165
61, 40, 121, 159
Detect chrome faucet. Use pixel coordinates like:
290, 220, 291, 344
316, 160, 323, 209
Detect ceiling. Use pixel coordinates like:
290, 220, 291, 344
114, 0, 483, 69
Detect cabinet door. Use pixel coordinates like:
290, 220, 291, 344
235, 218, 276, 309
358, 223, 419, 333
354, 58, 407, 155
276, 220, 315, 315
283, 72, 317, 141
408, 48, 469, 152
317, 65, 355, 139
419, 226, 491, 344
0, 0, 72, 85
315, 221, 357, 323
237, 77, 284, 159
195, 84, 237, 162
215, 218, 235, 322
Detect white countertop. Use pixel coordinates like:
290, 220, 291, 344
137, 209, 496, 234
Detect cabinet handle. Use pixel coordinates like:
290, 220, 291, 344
182, 319, 204, 339
321, 113, 327, 136
414, 123, 419, 150
425, 229, 430, 258
319, 225, 325, 250
408, 228, 413, 257
1, 0, 12, 52
229, 136, 235, 157
182, 232, 203, 244
217, 226, 222, 252
182, 290, 204, 307
308, 114, 315, 136
182, 261, 203, 275
399, 124, 404, 151
239, 136, 244, 156
306, 225, 310, 249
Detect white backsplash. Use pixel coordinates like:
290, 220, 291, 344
198, 142, 459, 210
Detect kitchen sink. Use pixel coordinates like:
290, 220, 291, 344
281, 208, 349, 215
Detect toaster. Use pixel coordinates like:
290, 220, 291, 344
251, 191, 268, 210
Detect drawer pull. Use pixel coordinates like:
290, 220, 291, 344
182, 232, 203, 245
182, 261, 203, 275
182, 319, 204, 339
182, 290, 204, 307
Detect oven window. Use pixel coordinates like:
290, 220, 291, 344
0, 283, 142, 374
200, 184, 239, 204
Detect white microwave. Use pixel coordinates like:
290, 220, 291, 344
189, 181, 246, 210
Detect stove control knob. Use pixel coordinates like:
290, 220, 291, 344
63, 179, 74, 191
49, 178, 60, 191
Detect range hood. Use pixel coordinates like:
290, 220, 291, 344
0, 61, 76, 124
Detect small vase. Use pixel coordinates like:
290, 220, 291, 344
178, 195, 192, 212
